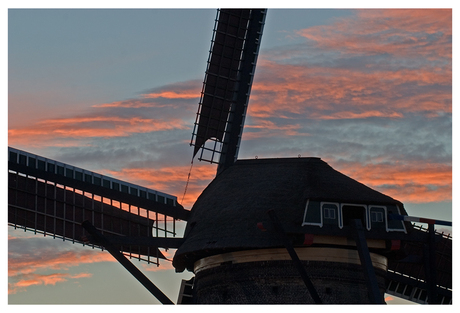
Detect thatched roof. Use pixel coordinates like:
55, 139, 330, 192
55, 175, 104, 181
173, 157, 406, 272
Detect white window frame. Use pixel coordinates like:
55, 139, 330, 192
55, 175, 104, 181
371, 211, 384, 223
339, 203, 369, 230
388, 205, 407, 233
320, 202, 340, 228
368, 205, 388, 231
302, 199, 322, 227
324, 207, 336, 219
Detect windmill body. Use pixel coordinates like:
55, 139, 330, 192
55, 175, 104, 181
8, 8, 452, 304
174, 157, 404, 303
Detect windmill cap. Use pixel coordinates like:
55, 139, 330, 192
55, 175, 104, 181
173, 157, 405, 272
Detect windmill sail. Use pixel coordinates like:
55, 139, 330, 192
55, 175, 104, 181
191, 9, 266, 173
8, 147, 189, 264
385, 225, 452, 304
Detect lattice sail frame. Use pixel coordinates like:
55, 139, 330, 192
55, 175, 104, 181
8, 147, 187, 265
386, 224, 452, 304
191, 9, 266, 165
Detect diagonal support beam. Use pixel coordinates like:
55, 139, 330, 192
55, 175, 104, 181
424, 224, 439, 304
267, 209, 322, 304
82, 220, 174, 304
352, 219, 385, 304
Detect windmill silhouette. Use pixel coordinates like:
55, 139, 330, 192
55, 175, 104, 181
8, 9, 452, 304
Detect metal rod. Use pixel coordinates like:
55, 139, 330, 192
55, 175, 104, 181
81, 220, 174, 304
352, 219, 385, 304
267, 209, 322, 304
424, 224, 439, 304
388, 214, 452, 226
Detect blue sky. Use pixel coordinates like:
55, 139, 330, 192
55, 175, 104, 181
5, 3, 454, 305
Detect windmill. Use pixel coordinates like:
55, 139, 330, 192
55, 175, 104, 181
8, 9, 452, 304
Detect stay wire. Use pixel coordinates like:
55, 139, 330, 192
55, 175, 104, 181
181, 158, 194, 206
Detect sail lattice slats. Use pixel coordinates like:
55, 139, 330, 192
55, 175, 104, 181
191, 9, 266, 166
386, 225, 452, 303
8, 146, 189, 265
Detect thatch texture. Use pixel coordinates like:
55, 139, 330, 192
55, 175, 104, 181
173, 157, 405, 271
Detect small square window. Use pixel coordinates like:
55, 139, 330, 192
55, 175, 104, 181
371, 211, 384, 223
324, 208, 336, 219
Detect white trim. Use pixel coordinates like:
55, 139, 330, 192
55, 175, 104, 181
302, 199, 322, 227
320, 202, 340, 228
369, 205, 387, 231
388, 205, 407, 233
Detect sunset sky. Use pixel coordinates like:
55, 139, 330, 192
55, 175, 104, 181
6, 4, 453, 305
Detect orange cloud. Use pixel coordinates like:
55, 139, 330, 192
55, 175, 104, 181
297, 9, 451, 58
16, 273, 68, 287
250, 61, 451, 120
246, 9, 451, 125
94, 92, 199, 108
9, 272, 93, 294
93, 100, 154, 108
104, 163, 217, 209
143, 91, 200, 99
335, 161, 451, 203
94, 80, 201, 108
310, 111, 403, 120
8, 249, 116, 278
8, 236, 119, 294
8, 115, 188, 147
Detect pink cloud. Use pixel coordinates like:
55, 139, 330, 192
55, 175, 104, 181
143, 91, 200, 99
336, 161, 451, 203
244, 9, 451, 126
310, 110, 403, 120
104, 164, 217, 209
9, 272, 93, 294
8, 248, 116, 278
8, 237, 119, 294
297, 9, 451, 58
8, 115, 188, 147
249, 61, 451, 121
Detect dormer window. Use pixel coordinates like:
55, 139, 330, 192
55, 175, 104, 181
322, 203, 339, 227
324, 207, 336, 219
371, 211, 384, 223
302, 200, 406, 233
341, 204, 368, 229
